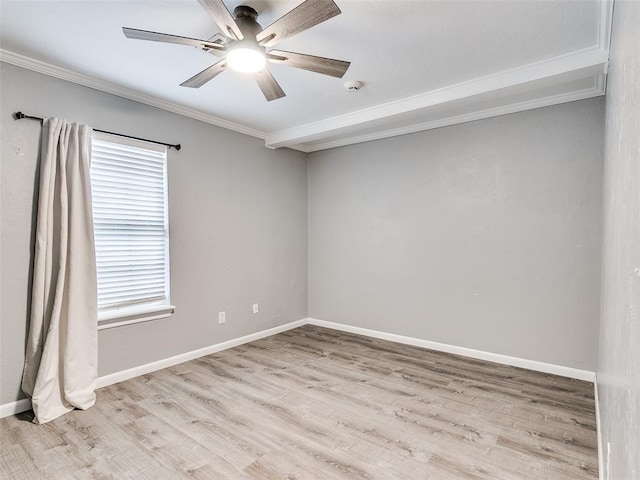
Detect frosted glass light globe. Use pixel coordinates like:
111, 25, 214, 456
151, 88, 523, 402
227, 47, 266, 74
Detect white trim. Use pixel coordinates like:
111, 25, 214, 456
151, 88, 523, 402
594, 378, 604, 480
307, 318, 597, 382
0, 49, 266, 142
598, 0, 615, 52
264, 48, 608, 150
0, 398, 32, 419
96, 318, 307, 388
98, 305, 176, 331
1, 317, 598, 418
2, 42, 609, 154
0, 318, 307, 418
303, 84, 604, 153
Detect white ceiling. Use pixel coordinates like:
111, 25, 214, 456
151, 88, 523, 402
0, 0, 612, 152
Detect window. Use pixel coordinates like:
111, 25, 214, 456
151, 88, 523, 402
90, 133, 173, 329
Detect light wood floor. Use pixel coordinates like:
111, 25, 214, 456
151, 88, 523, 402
0, 325, 598, 479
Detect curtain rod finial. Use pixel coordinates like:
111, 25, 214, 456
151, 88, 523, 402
14, 111, 25, 120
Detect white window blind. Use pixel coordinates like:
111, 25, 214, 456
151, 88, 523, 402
90, 134, 170, 321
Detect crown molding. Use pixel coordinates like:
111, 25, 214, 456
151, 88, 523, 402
264, 47, 609, 149
1, 0, 612, 155
2, 46, 607, 154
0, 49, 267, 141
303, 82, 605, 153
598, 0, 615, 52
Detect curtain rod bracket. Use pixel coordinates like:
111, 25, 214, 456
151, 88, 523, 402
14, 111, 43, 123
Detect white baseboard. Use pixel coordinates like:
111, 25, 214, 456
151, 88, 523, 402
0, 318, 307, 419
0, 398, 32, 419
594, 378, 604, 480
2, 316, 597, 419
308, 318, 596, 382
96, 318, 308, 388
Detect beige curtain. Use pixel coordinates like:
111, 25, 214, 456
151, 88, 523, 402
21, 118, 98, 424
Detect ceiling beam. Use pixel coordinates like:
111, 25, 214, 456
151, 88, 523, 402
264, 47, 609, 150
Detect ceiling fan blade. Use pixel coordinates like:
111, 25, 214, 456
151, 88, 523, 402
196, 0, 243, 40
267, 50, 350, 78
256, 0, 341, 48
255, 68, 286, 101
180, 59, 228, 88
122, 27, 225, 53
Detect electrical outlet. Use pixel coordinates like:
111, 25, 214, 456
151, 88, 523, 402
252, 303, 259, 314
218, 311, 226, 324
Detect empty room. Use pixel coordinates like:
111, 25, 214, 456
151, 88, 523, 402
0, 0, 638, 478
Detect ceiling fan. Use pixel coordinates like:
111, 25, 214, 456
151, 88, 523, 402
123, 0, 350, 101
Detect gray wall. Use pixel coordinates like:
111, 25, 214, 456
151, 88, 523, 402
597, 1, 640, 478
0, 63, 308, 405
0, 61, 608, 409
308, 99, 604, 371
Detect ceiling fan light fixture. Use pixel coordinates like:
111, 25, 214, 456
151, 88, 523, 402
122, 0, 349, 100
227, 44, 266, 73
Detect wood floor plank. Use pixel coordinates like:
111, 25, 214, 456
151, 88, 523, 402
0, 325, 597, 479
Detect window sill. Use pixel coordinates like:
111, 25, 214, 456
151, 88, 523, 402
98, 305, 176, 331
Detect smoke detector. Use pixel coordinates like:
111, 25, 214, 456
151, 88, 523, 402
344, 80, 363, 92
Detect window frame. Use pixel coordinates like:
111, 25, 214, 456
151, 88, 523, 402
90, 132, 174, 330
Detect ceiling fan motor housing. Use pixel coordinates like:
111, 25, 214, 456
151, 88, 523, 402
233, 5, 262, 39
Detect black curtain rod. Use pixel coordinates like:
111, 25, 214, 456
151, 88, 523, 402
13, 112, 181, 151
